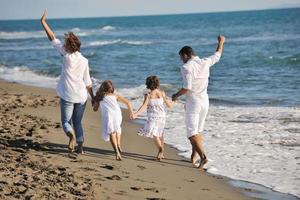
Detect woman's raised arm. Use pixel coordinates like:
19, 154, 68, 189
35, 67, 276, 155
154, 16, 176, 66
41, 10, 55, 41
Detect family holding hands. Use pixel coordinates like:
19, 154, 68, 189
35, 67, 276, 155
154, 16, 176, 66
41, 11, 225, 170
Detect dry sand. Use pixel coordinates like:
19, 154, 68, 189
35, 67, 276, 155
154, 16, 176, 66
0, 80, 253, 200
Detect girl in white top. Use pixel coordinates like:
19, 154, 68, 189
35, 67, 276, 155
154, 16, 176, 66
133, 76, 174, 161
93, 80, 133, 161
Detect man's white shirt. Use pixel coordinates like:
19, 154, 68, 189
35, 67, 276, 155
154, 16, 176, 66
181, 52, 221, 99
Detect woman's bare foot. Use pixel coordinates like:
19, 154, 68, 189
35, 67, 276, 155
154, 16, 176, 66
66, 131, 75, 152
76, 142, 84, 154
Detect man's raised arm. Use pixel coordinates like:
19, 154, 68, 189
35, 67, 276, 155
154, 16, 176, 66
205, 34, 225, 67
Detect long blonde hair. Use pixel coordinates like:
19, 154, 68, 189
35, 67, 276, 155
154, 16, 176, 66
95, 80, 115, 102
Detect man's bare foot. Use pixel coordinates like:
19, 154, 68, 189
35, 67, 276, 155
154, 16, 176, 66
198, 158, 208, 170
66, 131, 75, 152
191, 152, 198, 167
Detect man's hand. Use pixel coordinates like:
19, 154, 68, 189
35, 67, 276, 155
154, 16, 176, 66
41, 10, 48, 22
216, 34, 225, 54
218, 34, 225, 44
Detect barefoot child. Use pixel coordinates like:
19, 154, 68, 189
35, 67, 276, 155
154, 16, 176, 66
93, 80, 134, 160
133, 76, 174, 161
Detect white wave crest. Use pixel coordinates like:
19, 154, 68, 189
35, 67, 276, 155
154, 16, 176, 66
71, 27, 81, 32
0, 31, 45, 40
0, 29, 89, 40
100, 25, 116, 31
121, 40, 152, 45
88, 39, 121, 47
88, 39, 152, 47
229, 34, 300, 43
0, 65, 57, 88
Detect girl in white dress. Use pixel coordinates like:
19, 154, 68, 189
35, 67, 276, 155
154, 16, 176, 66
133, 76, 174, 161
93, 80, 134, 160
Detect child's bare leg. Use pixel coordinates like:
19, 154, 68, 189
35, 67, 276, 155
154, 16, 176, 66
160, 137, 165, 159
153, 136, 163, 161
110, 132, 122, 161
116, 133, 122, 153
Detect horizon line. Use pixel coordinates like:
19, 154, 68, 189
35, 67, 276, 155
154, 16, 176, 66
0, 6, 299, 21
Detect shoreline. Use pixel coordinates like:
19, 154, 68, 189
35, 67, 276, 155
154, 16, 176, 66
0, 79, 299, 200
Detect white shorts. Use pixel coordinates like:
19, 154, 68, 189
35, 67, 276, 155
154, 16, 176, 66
185, 96, 209, 138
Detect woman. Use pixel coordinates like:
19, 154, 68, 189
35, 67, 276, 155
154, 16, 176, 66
41, 10, 94, 154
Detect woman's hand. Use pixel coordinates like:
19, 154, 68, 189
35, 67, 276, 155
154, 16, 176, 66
41, 10, 47, 22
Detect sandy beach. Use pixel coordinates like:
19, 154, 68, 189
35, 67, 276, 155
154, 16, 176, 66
0, 80, 255, 200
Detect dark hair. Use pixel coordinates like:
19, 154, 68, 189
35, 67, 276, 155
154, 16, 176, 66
178, 46, 195, 57
64, 32, 81, 53
95, 80, 115, 101
146, 76, 160, 90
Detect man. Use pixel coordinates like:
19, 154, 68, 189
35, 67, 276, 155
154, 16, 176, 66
172, 35, 225, 170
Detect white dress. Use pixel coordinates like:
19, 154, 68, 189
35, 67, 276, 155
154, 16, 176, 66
100, 95, 122, 141
138, 98, 166, 138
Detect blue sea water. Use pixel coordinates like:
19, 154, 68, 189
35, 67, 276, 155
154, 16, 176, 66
1, 8, 300, 199
0, 8, 299, 106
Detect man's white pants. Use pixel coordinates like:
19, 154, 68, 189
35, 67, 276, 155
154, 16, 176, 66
185, 95, 209, 138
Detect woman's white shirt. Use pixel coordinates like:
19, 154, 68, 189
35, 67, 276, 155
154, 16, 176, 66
51, 38, 92, 103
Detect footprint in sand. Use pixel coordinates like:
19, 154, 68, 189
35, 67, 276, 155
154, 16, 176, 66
131, 187, 159, 193
68, 153, 78, 160
184, 179, 195, 183
115, 190, 127, 195
80, 167, 98, 172
144, 187, 159, 193
100, 164, 114, 170
105, 175, 122, 180
130, 186, 142, 191
137, 165, 146, 170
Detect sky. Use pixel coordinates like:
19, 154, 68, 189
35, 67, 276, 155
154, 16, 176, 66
0, 0, 300, 20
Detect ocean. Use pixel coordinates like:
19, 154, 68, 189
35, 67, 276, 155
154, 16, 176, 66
0, 8, 299, 198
